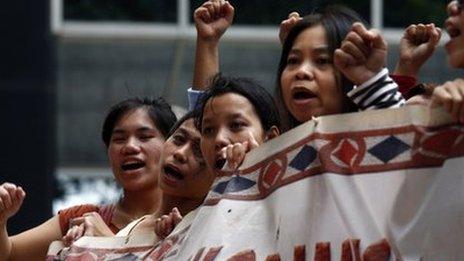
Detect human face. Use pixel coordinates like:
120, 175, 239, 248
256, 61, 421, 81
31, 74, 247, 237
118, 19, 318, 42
108, 108, 164, 192
159, 119, 214, 199
445, 0, 464, 68
280, 25, 344, 122
200, 93, 267, 173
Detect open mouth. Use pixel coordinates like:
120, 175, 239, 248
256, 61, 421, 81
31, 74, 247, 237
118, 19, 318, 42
292, 89, 316, 101
215, 158, 226, 170
447, 27, 461, 39
163, 165, 184, 180
121, 161, 145, 171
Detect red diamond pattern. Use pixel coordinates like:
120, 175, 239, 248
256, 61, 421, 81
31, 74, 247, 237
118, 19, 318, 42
334, 139, 358, 166
263, 161, 282, 187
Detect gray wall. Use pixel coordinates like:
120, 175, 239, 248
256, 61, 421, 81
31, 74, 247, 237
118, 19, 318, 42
56, 37, 462, 167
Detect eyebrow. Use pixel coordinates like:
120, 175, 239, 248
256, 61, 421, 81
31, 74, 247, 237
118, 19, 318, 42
290, 45, 329, 54
112, 126, 156, 135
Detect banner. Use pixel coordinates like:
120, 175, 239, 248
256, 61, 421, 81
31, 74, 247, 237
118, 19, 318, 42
51, 105, 464, 260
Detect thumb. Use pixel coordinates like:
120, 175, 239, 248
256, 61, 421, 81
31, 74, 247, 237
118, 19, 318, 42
370, 29, 387, 51
428, 27, 441, 48
223, 1, 234, 22
245, 130, 259, 151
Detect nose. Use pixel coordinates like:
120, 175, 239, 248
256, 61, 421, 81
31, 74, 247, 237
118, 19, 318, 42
173, 144, 188, 164
121, 137, 140, 155
295, 62, 314, 80
214, 128, 230, 151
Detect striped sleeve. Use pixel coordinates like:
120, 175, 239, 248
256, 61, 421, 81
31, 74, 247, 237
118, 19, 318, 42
188, 87, 206, 111
347, 68, 406, 110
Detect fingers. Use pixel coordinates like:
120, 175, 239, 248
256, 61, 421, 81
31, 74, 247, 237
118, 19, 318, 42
70, 216, 85, 227
63, 224, 85, 247
405, 23, 441, 47
221, 1, 234, 23
334, 48, 356, 70
225, 143, 246, 170
155, 214, 173, 239
426, 24, 441, 47
0, 184, 14, 210
0, 183, 25, 220
340, 36, 367, 63
171, 207, 183, 226
279, 11, 302, 44
432, 79, 464, 123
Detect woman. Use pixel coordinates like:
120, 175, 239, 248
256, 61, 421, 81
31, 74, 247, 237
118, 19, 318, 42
195, 75, 281, 176
52, 112, 216, 259
431, 0, 464, 123
0, 97, 176, 260
190, 1, 405, 132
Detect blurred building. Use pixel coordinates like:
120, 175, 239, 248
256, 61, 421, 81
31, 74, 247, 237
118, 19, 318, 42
51, 0, 461, 210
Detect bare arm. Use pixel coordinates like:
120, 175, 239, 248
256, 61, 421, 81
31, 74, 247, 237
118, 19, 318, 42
8, 216, 62, 261
192, 0, 234, 90
394, 23, 441, 78
0, 182, 62, 261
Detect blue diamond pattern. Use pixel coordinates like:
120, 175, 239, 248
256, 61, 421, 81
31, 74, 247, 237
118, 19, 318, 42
289, 145, 318, 171
213, 176, 256, 194
368, 136, 410, 163
108, 253, 140, 261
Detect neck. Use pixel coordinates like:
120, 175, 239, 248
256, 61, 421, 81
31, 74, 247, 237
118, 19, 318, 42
158, 193, 204, 217
119, 186, 162, 218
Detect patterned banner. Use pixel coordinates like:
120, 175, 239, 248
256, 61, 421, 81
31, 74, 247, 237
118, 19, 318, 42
49, 105, 464, 260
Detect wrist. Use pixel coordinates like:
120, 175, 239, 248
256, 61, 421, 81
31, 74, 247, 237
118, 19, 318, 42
197, 35, 221, 45
394, 60, 419, 78
353, 71, 377, 86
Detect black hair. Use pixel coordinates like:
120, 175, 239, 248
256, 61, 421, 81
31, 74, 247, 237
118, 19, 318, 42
102, 97, 177, 147
195, 74, 281, 133
166, 110, 197, 138
275, 5, 368, 130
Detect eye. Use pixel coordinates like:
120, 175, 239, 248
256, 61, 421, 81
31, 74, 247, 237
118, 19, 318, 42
192, 142, 203, 159
201, 126, 214, 136
315, 56, 331, 66
139, 134, 155, 141
171, 133, 186, 145
111, 136, 126, 144
287, 55, 299, 65
230, 121, 246, 131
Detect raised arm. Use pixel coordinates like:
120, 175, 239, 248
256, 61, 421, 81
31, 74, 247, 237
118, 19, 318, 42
394, 23, 441, 78
0, 182, 62, 261
192, 0, 234, 90
334, 22, 405, 110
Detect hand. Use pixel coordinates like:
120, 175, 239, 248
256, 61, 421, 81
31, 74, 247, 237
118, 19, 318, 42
279, 12, 302, 44
0, 183, 25, 225
394, 23, 441, 78
432, 78, 464, 123
447, 1, 460, 17
62, 224, 85, 247
220, 131, 259, 170
194, 0, 234, 42
154, 207, 182, 239
334, 22, 387, 85
62, 212, 114, 246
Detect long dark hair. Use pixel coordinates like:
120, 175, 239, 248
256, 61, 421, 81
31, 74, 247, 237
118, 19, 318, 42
275, 5, 368, 131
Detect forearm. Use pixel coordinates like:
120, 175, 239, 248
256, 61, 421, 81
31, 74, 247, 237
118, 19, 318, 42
192, 38, 219, 90
0, 223, 12, 261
